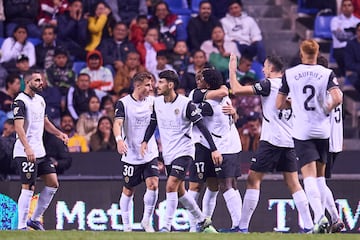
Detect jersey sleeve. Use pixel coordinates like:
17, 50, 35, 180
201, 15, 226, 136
199, 101, 214, 116
279, 74, 289, 95
12, 100, 26, 119
192, 89, 207, 103
327, 71, 339, 90
114, 100, 125, 119
253, 79, 271, 96
186, 101, 202, 123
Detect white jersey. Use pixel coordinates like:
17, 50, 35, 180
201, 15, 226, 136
154, 95, 196, 165
115, 95, 158, 164
188, 89, 202, 144
329, 104, 343, 153
279, 64, 339, 140
201, 97, 242, 154
253, 78, 294, 148
13, 92, 46, 158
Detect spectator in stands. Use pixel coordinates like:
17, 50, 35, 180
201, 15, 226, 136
66, 73, 96, 121
60, 113, 89, 152
76, 95, 103, 142
345, 22, 360, 93
226, 54, 256, 87
178, 49, 212, 96
57, 0, 89, 61
46, 47, 76, 98
85, 1, 115, 51
37, 0, 69, 28
0, 0, 5, 38
113, 51, 146, 95
220, 0, 266, 63
238, 111, 261, 152
331, 0, 360, 77
89, 116, 116, 151
200, 25, 240, 74
97, 22, 136, 76
0, 25, 36, 69
148, 1, 186, 50
43, 130, 72, 174
100, 95, 115, 119
150, 50, 175, 82
80, 50, 113, 99
40, 73, 62, 127
170, 40, 190, 77
0, 119, 16, 179
4, 0, 41, 38
353, 0, 360, 18
36, 25, 64, 70
10, 55, 31, 92
107, 0, 147, 24
136, 27, 166, 70
187, 0, 221, 51
130, 15, 149, 47
0, 74, 20, 115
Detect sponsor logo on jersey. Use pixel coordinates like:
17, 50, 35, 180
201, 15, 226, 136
174, 108, 179, 115
13, 107, 19, 116
255, 83, 262, 91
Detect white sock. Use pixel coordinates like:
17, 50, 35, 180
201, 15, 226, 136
17, 189, 34, 229
31, 186, 57, 222
202, 188, 218, 218
142, 189, 158, 224
179, 191, 204, 222
187, 190, 200, 232
239, 189, 259, 230
303, 177, 323, 223
317, 177, 339, 222
223, 188, 241, 228
235, 189, 243, 225
292, 190, 314, 229
165, 192, 178, 230
120, 193, 133, 231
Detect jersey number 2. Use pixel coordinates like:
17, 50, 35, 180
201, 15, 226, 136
303, 85, 315, 111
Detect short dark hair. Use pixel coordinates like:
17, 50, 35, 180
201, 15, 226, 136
136, 14, 148, 22
77, 73, 91, 81
42, 24, 57, 34
5, 73, 20, 90
4, 118, 14, 126
228, 0, 243, 8
266, 55, 284, 72
23, 70, 41, 83
199, 0, 211, 8
158, 70, 179, 89
157, 50, 168, 58
317, 55, 329, 68
201, 68, 223, 90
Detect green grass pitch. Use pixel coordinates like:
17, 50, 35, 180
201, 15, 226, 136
0, 231, 359, 240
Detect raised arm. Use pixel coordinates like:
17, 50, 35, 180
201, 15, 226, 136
229, 53, 255, 96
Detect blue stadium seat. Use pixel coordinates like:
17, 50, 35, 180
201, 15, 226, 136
178, 14, 191, 29
27, 37, 42, 46
0, 37, 4, 48
297, 0, 319, 15
251, 60, 265, 81
191, 0, 202, 13
313, 15, 334, 39
164, 0, 191, 15
72, 61, 86, 75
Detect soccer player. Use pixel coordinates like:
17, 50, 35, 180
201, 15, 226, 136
141, 70, 222, 232
276, 40, 343, 233
317, 56, 345, 233
12, 70, 68, 230
113, 72, 159, 232
187, 68, 243, 232
229, 53, 314, 233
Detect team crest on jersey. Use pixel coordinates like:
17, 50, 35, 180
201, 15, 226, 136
124, 176, 129, 183
13, 107, 19, 116
26, 172, 31, 179
254, 83, 262, 91
174, 108, 180, 115
198, 173, 203, 180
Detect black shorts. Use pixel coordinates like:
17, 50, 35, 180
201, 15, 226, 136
189, 144, 217, 182
293, 138, 328, 168
250, 141, 298, 173
215, 152, 242, 178
165, 156, 192, 181
15, 156, 56, 185
325, 152, 340, 179
122, 158, 159, 189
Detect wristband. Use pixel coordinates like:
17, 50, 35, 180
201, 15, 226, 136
115, 135, 123, 142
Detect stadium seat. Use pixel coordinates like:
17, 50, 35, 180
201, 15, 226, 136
297, 0, 319, 15
191, 0, 202, 13
0, 37, 4, 48
251, 60, 265, 81
27, 37, 42, 46
164, 0, 191, 15
313, 15, 334, 39
72, 61, 86, 75
178, 14, 191, 29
